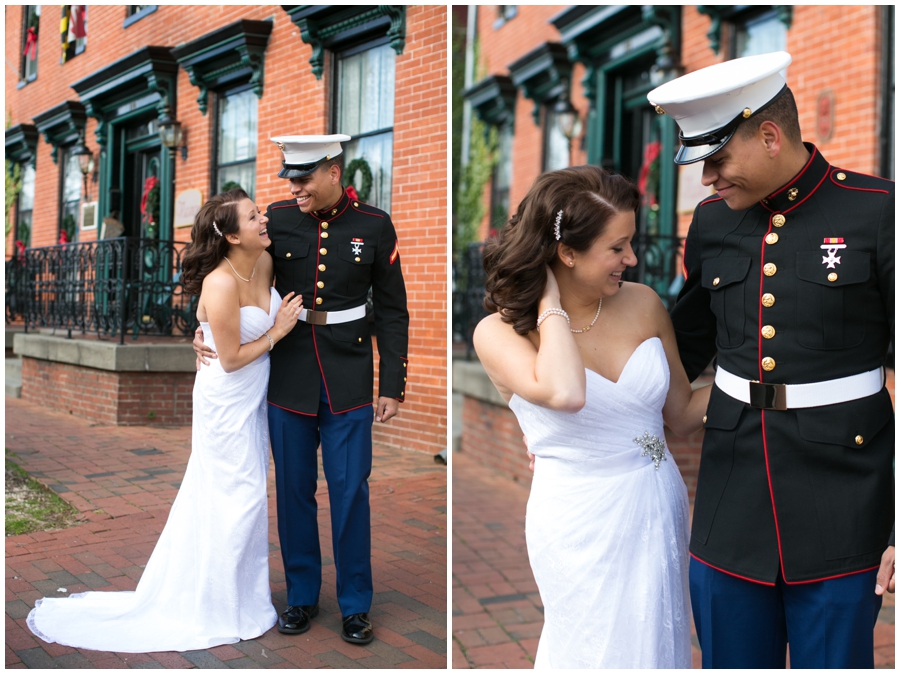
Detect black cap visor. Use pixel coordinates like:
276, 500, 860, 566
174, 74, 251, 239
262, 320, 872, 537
277, 157, 328, 179
674, 132, 734, 165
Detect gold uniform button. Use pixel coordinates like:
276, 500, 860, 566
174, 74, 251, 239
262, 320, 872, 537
772, 214, 786, 227
763, 263, 777, 276
761, 293, 775, 308
403, 362, 407, 368
358, 337, 363, 343
317, 281, 324, 288
321, 232, 329, 239
765, 232, 779, 245
788, 188, 799, 201
315, 297, 323, 305
404, 377, 407, 382
321, 222, 329, 229
286, 252, 292, 258
353, 201, 359, 207
400, 391, 404, 396
355, 257, 361, 263
855, 435, 864, 445
702, 415, 708, 424
318, 264, 326, 272
828, 273, 838, 282
320, 248, 327, 255
761, 357, 776, 371
761, 325, 776, 339
712, 277, 721, 286
837, 172, 847, 181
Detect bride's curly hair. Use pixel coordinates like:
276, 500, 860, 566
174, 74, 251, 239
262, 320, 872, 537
483, 165, 640, 335
180, 188, 250, 296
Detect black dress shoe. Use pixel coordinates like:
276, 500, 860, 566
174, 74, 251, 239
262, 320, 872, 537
341, 612, 374, 644
278, 604, 318, 634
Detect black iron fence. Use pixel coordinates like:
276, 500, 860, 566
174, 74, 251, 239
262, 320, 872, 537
5, 238, 198, 344
451, 234, 685, 358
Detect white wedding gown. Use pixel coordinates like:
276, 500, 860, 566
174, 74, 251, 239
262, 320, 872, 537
27, 288, 280, 652
510, 337, 691, 668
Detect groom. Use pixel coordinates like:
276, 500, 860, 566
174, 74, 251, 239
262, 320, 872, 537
648, 52, 894, 667
196, 135, 409, 644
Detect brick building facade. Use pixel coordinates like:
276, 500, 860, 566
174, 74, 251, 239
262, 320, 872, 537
456, 5, 893, 484
6, 5, 447, 455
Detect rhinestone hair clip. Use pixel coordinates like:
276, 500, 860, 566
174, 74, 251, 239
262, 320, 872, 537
212, 221, 223, 237
553, 210, 563, 240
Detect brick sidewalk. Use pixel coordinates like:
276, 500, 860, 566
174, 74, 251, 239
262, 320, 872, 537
6, 398, 446, 669
452, 451, 894, 669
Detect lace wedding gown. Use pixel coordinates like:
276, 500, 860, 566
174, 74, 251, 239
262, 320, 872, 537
510, 337, 691, 668
28, 288, 281, 652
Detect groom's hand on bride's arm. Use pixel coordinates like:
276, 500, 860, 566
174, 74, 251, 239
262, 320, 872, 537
875, 545, 895, 595
192, 326, 218, 369
524, 436, 535, 472
375, 396, 399, 423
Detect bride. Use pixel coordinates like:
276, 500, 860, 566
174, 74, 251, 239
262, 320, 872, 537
27, 189, 304, 652
474, 166, 710, 668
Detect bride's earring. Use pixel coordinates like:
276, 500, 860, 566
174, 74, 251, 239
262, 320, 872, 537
569, 261, 574, 267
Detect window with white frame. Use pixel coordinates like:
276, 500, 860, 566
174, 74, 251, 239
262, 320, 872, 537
21, 6, 40, 83
16, 163, 36, 247
215, 86, 257, 198
734, 10, 787, 58
543, 107, 570, 171
61, 150, 82, 242
335, 41, 395, 210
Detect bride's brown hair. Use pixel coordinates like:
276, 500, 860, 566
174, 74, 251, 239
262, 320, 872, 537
483, 165, 640, 335
180, 188, 250, 296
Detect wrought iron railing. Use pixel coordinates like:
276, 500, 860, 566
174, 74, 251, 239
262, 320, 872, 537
5, 238, 198, 344
451, 234, 685, 358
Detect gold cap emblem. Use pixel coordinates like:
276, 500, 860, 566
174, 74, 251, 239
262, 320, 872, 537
276, 141, 285, 151
742, 108, 752, 118
654, 105, 665, 115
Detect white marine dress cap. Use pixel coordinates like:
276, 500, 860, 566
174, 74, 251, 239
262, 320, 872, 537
647, 51, 792, 164
271, 134, 352, 178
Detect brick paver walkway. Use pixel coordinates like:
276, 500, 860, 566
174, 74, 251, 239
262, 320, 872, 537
6, 398, 446, 669
452, 451, 894, 669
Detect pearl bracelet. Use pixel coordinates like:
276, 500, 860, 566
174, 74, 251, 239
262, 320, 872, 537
264, 332, 274, 351
536, 307, 570, 331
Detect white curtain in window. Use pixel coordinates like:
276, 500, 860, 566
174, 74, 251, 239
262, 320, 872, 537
544, 109, 571, 171
217, 89, 257, 197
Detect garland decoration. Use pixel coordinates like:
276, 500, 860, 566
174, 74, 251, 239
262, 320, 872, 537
344, 157, 373, 203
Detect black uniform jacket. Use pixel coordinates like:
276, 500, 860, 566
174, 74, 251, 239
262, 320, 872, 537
265, 189, 409, 415
672, 144, 894, 584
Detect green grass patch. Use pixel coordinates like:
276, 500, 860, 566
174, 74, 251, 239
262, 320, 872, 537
6, 449, 78, 536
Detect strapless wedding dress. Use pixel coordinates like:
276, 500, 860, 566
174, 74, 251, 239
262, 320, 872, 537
510, 337, 691, 668
27, 288, 281, 652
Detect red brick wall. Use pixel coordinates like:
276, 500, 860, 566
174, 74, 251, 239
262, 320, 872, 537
21, 357, 194, 425
461, 395, 705, 501
6, 6, 447, 454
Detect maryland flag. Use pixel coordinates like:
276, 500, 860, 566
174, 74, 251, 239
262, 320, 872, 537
59, 6, 85, 63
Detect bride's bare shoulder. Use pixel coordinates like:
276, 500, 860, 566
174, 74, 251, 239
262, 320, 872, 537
473, 312, 531, 353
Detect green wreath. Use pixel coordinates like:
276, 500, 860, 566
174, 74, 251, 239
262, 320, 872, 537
344, 157, 373, 203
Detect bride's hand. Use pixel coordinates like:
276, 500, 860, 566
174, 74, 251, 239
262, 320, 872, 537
539, 265, 562, 311
270, 292, 303, 341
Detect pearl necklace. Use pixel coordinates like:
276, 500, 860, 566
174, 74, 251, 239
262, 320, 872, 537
570, 299, 602, 334
223, 256, 256, 283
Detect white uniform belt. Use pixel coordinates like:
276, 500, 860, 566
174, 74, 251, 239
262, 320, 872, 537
714, 366, 884, 410
298, 304, 366, 326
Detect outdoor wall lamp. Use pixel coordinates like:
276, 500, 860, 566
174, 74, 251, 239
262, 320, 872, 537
72, 139, 94, 201
159, 114, 187, 160
554, 95, 583, 141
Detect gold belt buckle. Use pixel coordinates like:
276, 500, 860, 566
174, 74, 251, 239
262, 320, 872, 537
305, 310, 328, 326
749, 381, 788, 410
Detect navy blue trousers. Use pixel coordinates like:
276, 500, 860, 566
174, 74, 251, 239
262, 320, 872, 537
690, 557, 882, 668
268, 380, 374, 617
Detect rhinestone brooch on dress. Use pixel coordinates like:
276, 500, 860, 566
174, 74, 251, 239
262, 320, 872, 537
634, 431, 667, 469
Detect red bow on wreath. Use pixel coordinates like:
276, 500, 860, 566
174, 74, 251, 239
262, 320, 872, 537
23, 26, 38, 59
140, 176, 159, 222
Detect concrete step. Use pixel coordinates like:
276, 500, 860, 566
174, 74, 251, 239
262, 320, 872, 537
6, 357, 22, 398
